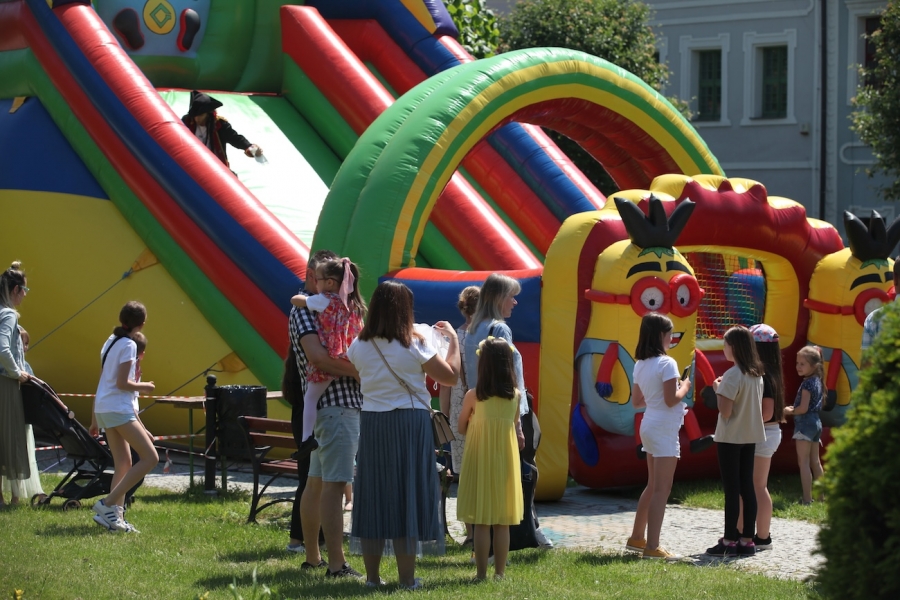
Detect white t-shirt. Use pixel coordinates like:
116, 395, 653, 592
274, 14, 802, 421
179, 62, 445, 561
633, 355, 684, 425
94, 335, 138, 414
347, 336, 436, 412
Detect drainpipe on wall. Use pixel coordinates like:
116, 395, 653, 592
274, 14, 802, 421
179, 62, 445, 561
819, 0, 828, 221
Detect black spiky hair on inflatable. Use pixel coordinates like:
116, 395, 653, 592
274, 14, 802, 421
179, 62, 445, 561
843, 210, 900, 263
614, 194, 695, 250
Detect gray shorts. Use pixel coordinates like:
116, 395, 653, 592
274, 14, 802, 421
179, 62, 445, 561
308, 405, 360, 483
95, 411, 137, 429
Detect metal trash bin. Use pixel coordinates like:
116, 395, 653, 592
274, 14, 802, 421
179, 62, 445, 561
216, 384, 267, 460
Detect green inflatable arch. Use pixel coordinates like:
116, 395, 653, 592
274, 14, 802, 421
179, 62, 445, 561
313, 47, 723, 293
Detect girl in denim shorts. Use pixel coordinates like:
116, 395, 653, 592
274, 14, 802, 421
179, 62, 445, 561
784, 346, 824, 505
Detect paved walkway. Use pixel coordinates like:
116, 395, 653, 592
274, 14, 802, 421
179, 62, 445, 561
38, 453, 822, 581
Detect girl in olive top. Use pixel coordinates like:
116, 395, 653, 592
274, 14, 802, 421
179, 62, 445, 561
707, 326, 766, 557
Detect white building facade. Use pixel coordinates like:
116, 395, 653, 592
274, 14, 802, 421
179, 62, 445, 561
488, 0, 892, 234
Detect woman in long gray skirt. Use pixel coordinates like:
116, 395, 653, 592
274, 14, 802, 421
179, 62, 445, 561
0, 261, 32, 507
347, 281, 460, 589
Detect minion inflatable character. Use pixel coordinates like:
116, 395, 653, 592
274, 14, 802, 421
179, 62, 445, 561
803, 211, 899, 427
540, 194, 713, 492
581, 196, 712, 452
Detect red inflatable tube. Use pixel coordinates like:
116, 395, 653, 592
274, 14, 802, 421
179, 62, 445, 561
463, 142, 560, 255
438, 36, 606, 209
283, 6, 539, 270
22, 6, 287, 352
0, 1, 27, 51
57, 4, 309, 281
329, 19, 422, 96
332, 19, 558, 255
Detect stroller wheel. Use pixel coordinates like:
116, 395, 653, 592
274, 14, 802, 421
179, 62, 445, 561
62, 499, 82, 511
30, 493, 49, 508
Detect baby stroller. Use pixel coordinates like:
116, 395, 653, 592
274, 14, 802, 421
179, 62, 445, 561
20, 378, 142, 510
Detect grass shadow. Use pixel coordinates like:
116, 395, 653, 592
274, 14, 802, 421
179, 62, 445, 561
575, 552, 640, 567
135, 486, 251, 505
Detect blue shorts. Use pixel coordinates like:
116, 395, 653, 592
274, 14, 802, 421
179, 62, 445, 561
308, 405, 360, 483
95, 411, 137, 429
792, 417, 822, 443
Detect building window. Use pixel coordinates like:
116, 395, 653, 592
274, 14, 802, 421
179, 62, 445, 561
696, 50, 721, 121
846, 1, 886, 105
761, 46, 788, 119
679, 34, 730, 126
741, 30, 796, 125
863, 16, 882, 88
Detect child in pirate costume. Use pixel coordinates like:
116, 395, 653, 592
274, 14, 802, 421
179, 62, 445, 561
181, 90, 263, 168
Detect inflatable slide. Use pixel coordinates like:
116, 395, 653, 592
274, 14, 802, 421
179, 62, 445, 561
0, 0, 618, 429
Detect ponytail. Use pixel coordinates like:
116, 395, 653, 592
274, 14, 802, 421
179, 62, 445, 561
320, 258, 367, 319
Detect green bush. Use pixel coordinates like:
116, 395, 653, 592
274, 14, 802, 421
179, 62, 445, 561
445, 0, 500, 59
816, 300, 900, 598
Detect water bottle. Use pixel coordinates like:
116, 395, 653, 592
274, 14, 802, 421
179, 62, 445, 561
249, 144, 268, 164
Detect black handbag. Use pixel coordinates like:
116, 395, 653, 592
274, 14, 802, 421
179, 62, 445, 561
371, 340, 456, 448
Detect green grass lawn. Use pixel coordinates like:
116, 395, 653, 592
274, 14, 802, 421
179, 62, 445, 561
0, 475, 822, 599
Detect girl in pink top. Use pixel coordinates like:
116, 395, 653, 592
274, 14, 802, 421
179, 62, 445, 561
291, 258, 366, 456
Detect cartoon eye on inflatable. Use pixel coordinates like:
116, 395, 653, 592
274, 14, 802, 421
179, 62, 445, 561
855, 288, 891, 326
630, 277, 670, 315
669, 273, 704, 317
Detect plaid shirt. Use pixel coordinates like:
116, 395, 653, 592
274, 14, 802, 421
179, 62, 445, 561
288, 293, 362, 410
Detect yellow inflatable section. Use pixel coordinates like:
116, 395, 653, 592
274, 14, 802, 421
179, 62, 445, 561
10, 190, 277, 433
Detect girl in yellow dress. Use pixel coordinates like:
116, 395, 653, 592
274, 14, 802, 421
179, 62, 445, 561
456, 337, 524, 580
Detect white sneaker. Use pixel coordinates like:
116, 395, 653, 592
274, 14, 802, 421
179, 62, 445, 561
535, 528, 554, 549
92, 499, 129, 532
285, 543, 306, 553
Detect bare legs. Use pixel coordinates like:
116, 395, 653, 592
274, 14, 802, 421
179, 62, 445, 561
753, 455, 773, 538
362, 540, 417, 587
630, 455, 678, 551
473, 524, 508, 580
301, 477, 349, 571
102, 420, 157, 508
795, 440, 823, 504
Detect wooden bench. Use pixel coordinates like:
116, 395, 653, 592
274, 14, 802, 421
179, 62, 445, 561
238, 416, 299, 523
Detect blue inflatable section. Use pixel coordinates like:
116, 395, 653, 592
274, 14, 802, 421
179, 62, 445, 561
0, 98, 107, 199
384, 274, 542, 344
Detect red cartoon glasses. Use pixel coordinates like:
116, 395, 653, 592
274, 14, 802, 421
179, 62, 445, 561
585, 273, 704, 317
804, 287, 894, 326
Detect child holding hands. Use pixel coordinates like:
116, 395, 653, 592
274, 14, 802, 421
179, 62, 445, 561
626, 313, 691, 560
456, 337, 524, 581
784, 346, 825, 505
290, 258, 366, 457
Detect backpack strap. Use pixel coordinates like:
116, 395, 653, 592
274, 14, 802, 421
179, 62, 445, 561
101, 336, 127, 369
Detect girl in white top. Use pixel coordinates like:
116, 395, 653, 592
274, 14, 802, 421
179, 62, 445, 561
89, 301, 157, 534
627, 313, 691, 561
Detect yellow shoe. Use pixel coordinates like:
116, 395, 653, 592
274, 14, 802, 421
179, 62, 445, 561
642, 546, 682, 561
625, 537, 646, 553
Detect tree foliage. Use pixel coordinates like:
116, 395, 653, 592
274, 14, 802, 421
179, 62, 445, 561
445, 0, 500, 60
816, 300, 900, 598
498, 0, 678, 195
851, 1, 900, 202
